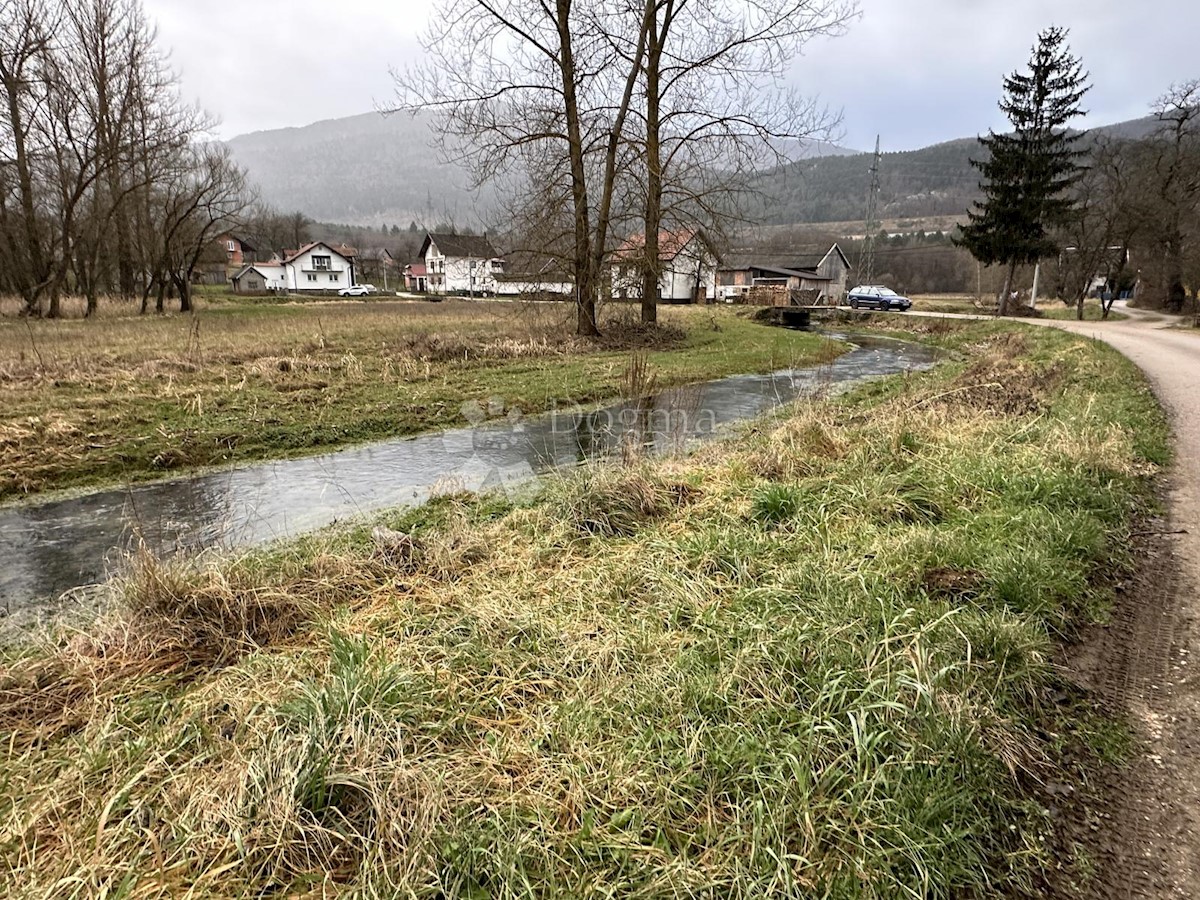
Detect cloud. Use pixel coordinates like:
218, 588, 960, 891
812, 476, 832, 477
144, 0, 1198, 148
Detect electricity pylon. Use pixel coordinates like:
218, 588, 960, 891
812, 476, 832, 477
859, 135, 882, 284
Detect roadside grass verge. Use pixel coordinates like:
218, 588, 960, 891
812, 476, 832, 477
0, 321, 1167, 897
1038, 300, 1128, 322
0, 302, 838, 501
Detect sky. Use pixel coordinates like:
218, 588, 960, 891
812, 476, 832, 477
143, 0, 1199, 153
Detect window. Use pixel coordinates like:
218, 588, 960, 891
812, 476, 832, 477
329, 273, 340, 282
307, 274, 317, 283
227, 240, 237, 252
312, 255, 331, 271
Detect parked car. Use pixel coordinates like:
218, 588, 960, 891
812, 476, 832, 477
847, 285, 912, 311
358, 283, 378, 294
337, 285, 372, 297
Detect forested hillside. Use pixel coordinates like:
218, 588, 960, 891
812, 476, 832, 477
752, 139, 981, 224
227, 113, 1161, 229
226, 112, 496, 230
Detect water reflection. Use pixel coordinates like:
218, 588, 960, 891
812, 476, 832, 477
0, 333, 938, 614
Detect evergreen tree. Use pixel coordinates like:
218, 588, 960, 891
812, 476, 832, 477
957, 26, 1089, 314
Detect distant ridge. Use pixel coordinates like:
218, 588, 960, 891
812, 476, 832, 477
226, 112, 1162, 229
225, 110, 495, 229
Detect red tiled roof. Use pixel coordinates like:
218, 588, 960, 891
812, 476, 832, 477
282, 242, 354, 264
613, 228, 701, 263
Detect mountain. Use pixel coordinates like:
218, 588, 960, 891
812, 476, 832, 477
226, 111, 494, 229
751, 115, 1164, 227
227, 112, 1161, 230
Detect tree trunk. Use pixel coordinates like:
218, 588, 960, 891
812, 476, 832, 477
178, 275, 192, 313
553, 0, 599, 338
4, 76, 48, 314
640, 21, 663, 325
997, 261, 1016, 316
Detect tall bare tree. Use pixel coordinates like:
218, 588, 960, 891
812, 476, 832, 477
0, 0, 57, 313
630, 0, 854, 322
1144, 80, 1200, 311
396, 0, 855, 333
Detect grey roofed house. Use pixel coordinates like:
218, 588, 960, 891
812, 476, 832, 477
420, 232, 505, 294
418, 232, 500, 261
790, 243, 852, 274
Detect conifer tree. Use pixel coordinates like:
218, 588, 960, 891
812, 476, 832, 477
957, 26, 1089, 314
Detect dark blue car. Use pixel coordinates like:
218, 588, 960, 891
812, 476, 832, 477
847, 285, 913, 311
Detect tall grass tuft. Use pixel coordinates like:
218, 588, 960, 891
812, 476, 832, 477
0, 322, 1168, 897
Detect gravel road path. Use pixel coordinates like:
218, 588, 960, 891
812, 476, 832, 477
1043, 306, 1200, 897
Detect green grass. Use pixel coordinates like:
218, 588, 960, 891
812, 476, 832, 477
0, 301, 839, 501
1038, 301, 1128, 321
0, 321, 1167, 897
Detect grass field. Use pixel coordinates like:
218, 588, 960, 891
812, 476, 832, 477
0, 299, 841, 501
907, 295, 1128, 322
0, 319, 1168, 897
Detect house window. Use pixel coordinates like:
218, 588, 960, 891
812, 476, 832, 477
329, 273, 340, 282
312, 255, 331, 270
227, 240, 237, 252
307, 274, 317, 283
248, 278, 260, 290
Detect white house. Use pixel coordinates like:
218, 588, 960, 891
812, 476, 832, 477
231, 241, 357, 294
231, 263, 286, 293
611, 229, 718, 303
420, 232, 504, 295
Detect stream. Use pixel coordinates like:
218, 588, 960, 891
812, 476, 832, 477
0, 332, 940, 627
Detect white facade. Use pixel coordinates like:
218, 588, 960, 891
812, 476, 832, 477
238, 264, 287, 292
425, 239, 502, 294
283, 244, 355, 292
494, 279, 574, 297
612, 234, 717, 303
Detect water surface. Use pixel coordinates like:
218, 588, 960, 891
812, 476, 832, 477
0, 333, 939, 622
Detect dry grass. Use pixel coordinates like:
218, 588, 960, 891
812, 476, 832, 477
0, 298, 833, 499
0, 321, 1170, 897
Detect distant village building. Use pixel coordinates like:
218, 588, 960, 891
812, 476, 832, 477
611, 229, 719, 303
716, 244, 851, 304
403, 262, 428, 293
357, 248, 397, 290
231, 241, 357, 294
493, 249, 574, 297
195, 233, 256, 285
420, 232, 504, 295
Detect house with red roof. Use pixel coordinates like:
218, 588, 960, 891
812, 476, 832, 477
231, 241, 357, 294
611, 228, 719, 303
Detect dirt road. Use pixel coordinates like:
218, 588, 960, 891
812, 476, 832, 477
1038, 306, 1200, 898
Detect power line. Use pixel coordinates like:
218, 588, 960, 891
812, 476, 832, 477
859, 135, 883, 283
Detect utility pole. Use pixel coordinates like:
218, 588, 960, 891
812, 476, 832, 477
859, 135, 883, 286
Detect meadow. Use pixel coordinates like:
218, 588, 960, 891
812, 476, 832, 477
0, 318, 1169, 897
0, 298, 840, 500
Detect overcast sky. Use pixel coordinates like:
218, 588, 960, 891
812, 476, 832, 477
144, 0, 1198, 153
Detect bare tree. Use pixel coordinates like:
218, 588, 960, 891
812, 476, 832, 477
396, 0, 854, 333
0, 0, 57, 313
629, 0, 855, 323
1056, 136, 1145, 319
1144, 80, 1200, 312
141, 144, 249, 314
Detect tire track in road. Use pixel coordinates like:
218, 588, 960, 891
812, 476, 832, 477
1038, 308, 1200, 898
